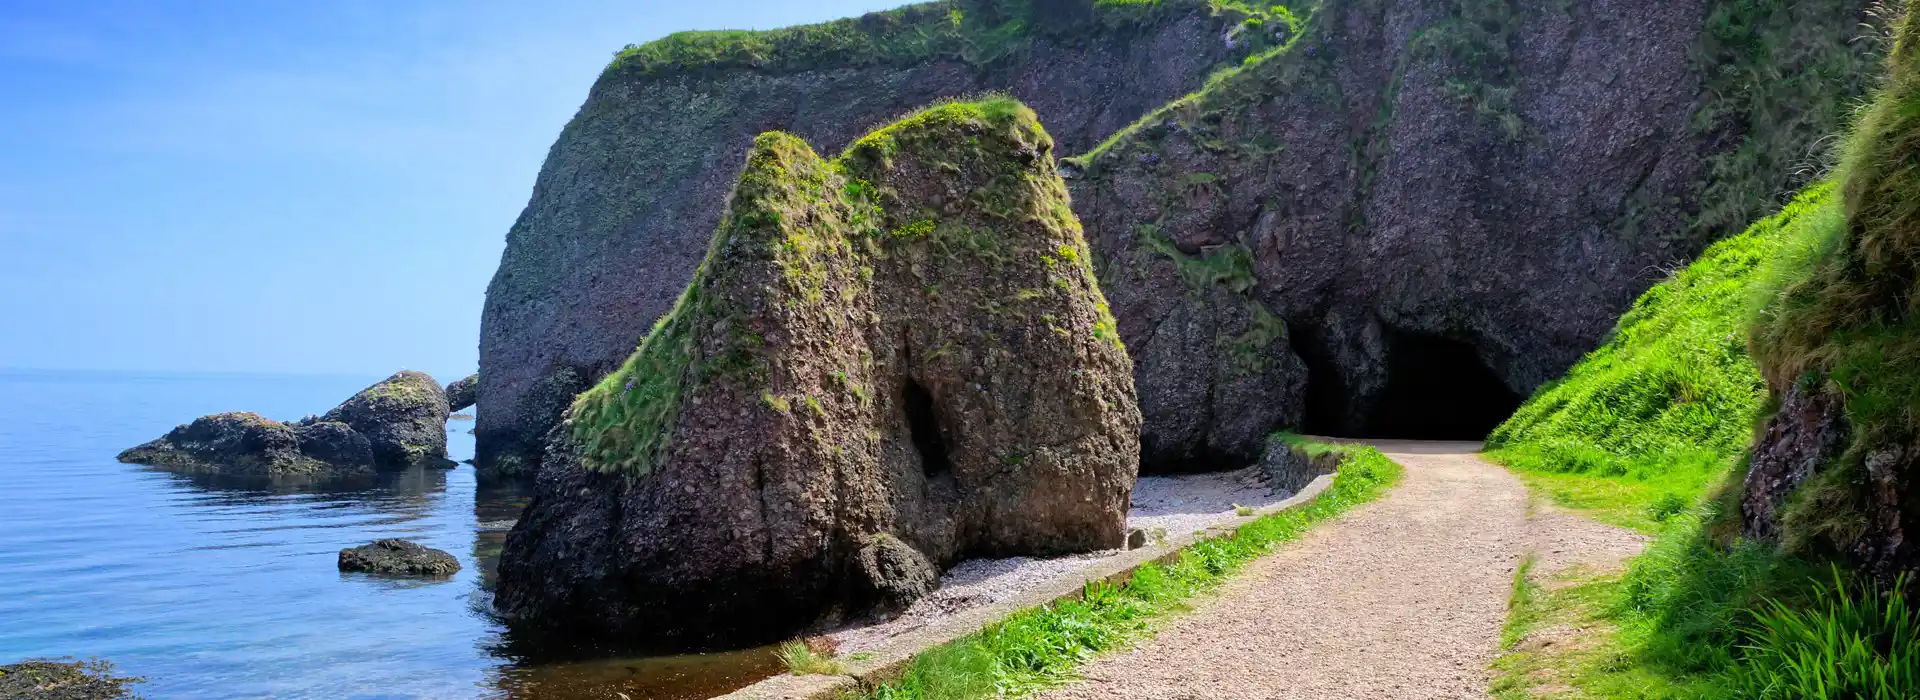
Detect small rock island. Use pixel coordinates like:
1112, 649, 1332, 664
119, 370, 455, 476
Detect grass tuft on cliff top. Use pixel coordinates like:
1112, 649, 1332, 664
602, 0, 1304, 80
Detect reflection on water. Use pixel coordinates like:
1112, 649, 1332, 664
0, 369, 779, 699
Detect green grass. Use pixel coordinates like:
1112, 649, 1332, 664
601, 0, 1303, 81
779, 639, 847, 676
853, 441, 1401, 699
1748, 9, 1920, 559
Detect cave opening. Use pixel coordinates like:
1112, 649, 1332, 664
1363, 330, 1521, 440
903, 379, 952, 478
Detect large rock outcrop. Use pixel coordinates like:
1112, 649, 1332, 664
1745, 11, 1920, 584
1064, 0, 1875, 468
494, 99, 1141, 649
474, 0, 1262, 476
119, 412, 374, 477
120, 371, 453, 476
478, 0, 1877, 474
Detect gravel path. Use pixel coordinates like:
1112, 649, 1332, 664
1038, 441, 1541, 700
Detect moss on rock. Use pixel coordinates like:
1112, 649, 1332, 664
496, 97, 1141, 649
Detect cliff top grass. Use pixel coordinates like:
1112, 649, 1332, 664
601, 0, 1305, 80
566, 96, 1121, 477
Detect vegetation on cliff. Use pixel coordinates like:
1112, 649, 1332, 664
1488, 6, 1919, 696
604, 0, 1303, 80
498, 96, 1143, 649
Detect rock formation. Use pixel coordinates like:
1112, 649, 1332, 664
447, 373, 477, 413
120, 371, 452, 476
338, 539, 461, 576
473, 0, 1260, 476
312, 370, 453, 468
1066, 0, 1877, 468
477, 0, 1877, 474
494, 98, 1141, 649
1745, 12, 1920, 584
119, 412, 373, 477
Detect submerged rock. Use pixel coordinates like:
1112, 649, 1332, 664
446, 373, 478, 413
0, 659, 143, 699
120, 370, 451, 476
495, 98, 1141, 650
337, 539, 461, 576
318, 371, 452, 468
118, 412, 370, 477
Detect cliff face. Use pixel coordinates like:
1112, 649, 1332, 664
494, 99, 1140, 649
476, 0, 1249, 476
1068, 0, 1874, 468
481, 0, 1877, 475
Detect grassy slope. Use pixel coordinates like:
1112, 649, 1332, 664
1488, 12, 1920, 695
837, 441, 1400, 699
1488, 187, 1844, 532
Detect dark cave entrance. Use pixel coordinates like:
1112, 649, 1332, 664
903, 379, 952, 479
1296, 326, 1521, 440
1363, 330, 1521, 440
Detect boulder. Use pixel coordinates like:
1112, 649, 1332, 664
853, 536, 939, 617
1257, 437, 1341, 496
446, 373, 478, 413
320, 371, 452, 468
495, 99, 1141, 650
118, 412, 371, 477
337, 539, 461, 576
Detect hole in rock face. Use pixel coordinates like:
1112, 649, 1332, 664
903, 380, 952, 478
1363, 330, 1521, 440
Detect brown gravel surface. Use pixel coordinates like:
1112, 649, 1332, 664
1039, 441, 1538, 700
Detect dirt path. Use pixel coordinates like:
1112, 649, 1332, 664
1038, 440, 1640, 700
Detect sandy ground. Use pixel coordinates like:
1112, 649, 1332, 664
832, 466, 1295, 651
1035, 440, 1643, 700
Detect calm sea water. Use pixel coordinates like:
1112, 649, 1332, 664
0, 369, 778, 699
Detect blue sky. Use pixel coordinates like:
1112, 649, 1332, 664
0, 0, 898, 380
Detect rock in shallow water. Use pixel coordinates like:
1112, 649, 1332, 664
337, 539, 460, 576
0, 658, 143, 699
119, 371, 452, 476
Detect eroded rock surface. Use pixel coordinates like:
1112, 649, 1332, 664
315, 370, 452, 468
119, 412, 372, 477
1067, 0, 1874, 468
337, 539, 461, 576
495, 99, 1141, 650
447, 374, 478, 413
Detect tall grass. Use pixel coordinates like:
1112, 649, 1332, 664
1735, 570, 1920, 698
857, 443, 1401, 699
